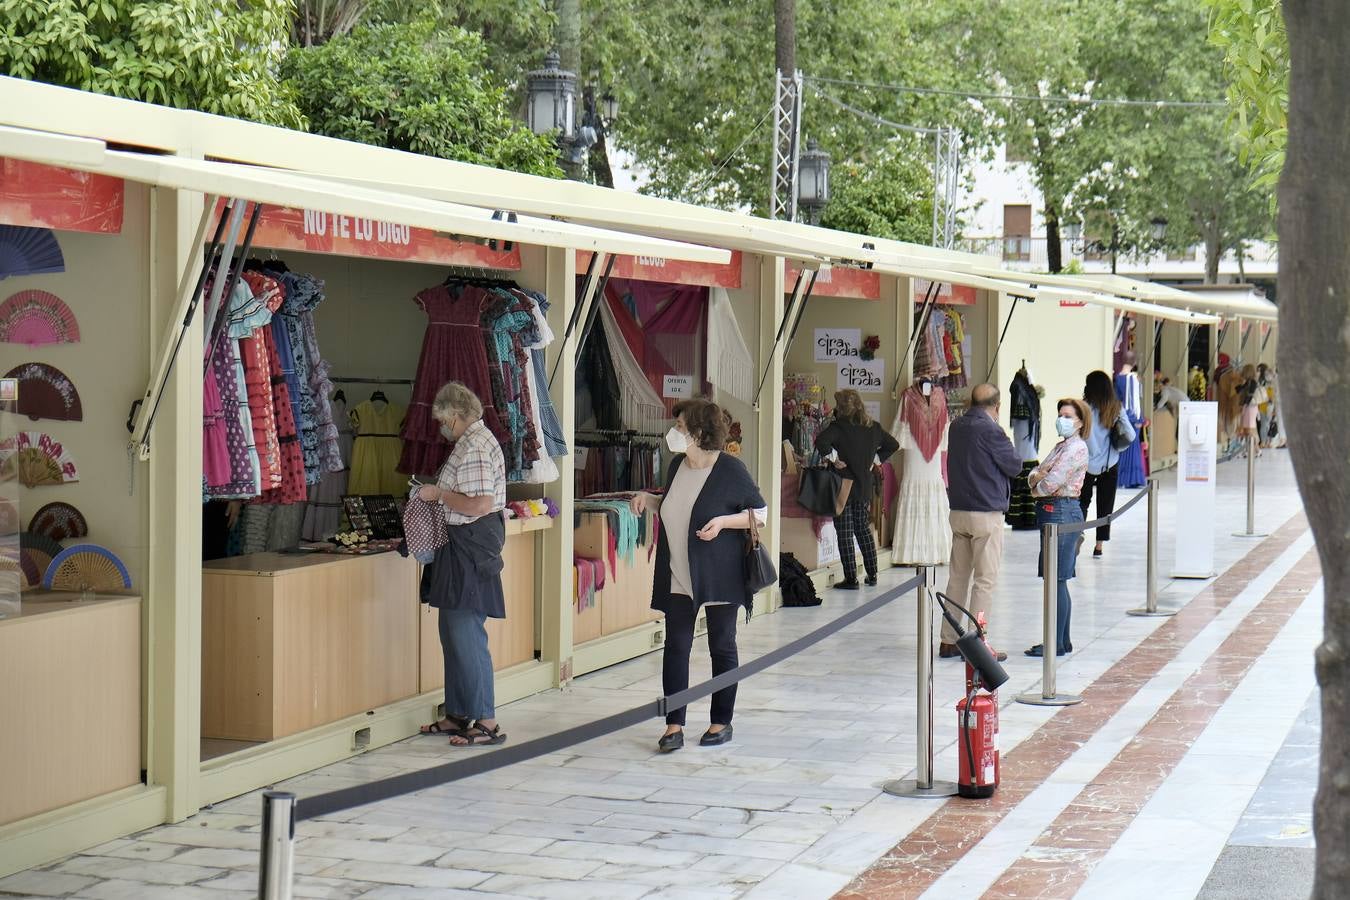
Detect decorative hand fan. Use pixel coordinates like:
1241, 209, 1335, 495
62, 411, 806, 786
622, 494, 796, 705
19, 530, 63, 558
0, 497, 17, 535
0, 226, 65, 280
3, 362, 82, 421
0, 432, 78, 486
42, 544, 132, 592
0, 290, 80, 346
28, 502, 88, 541
19, 547, 52, 588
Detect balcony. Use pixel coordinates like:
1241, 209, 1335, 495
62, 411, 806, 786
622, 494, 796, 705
956, 236, 1277, 278
1002, 236, 1032, 261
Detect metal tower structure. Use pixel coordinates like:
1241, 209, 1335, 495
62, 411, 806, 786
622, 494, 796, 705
931, 126, 961, 249
770, 68, 803, 222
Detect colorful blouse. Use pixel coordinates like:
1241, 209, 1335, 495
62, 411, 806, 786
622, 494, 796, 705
1030, 436, 1088, 498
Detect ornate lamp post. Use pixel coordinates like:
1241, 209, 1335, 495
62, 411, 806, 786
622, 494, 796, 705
798, 139, 831, 225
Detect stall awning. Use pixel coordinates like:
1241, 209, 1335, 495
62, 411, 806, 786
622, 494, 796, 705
1036, 289, 1222, 325
0, 125, 731, 263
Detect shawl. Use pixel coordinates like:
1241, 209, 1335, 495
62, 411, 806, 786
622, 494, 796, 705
597, 292, 668, 432
894, 384, 949, 462
707, 287, 755, 405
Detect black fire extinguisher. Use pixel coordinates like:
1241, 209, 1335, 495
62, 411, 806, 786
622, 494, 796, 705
935, 592, 1010, 800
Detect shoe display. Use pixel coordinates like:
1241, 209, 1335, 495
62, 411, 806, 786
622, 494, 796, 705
658, 730, 684, 753
700, 725, 733, 747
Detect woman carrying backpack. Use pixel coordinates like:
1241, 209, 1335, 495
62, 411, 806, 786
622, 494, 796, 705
1081, 370, 1136, 560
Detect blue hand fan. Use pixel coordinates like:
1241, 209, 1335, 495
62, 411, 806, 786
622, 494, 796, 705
0, 226, 65, 280
41, 543, 132, 592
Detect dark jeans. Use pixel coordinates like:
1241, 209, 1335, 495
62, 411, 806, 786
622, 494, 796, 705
1079, 464, 1119, 542
1036, 497, 1083, 651
663, 596, 739, 726
438, 607, 495, 720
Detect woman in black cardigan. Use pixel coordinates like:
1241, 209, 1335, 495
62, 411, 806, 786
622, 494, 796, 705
814, 389, 900, 589
630, 399, 766, 753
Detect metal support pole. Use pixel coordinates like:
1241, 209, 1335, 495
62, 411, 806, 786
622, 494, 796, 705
1128, 477, 1176, 617
1233, 433, 1268, 537
884, 566, 957, 798
1018, 523, 1082, 706
258, 790, 296, 900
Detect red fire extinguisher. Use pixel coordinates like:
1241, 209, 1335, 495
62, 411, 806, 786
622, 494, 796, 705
956, 613, 1000, 799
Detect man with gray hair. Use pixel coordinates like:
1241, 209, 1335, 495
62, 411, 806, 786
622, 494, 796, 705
941, 383, 1021, 661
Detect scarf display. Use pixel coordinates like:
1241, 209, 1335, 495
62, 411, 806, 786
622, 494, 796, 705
597, 292, 668, 433
707, 287, 755, 405
894, 384, 949, 462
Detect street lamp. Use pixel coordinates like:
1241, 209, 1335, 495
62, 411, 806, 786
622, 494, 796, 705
798, 140, 831, 225
526, 51, 577, 140
599, 92, 620, 124
1150, 217, 1169, 242
1062, 218, 1083, 243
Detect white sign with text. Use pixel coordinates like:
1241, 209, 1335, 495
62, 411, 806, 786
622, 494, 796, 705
836, 359, 885, 393
662, 375, 694, 399
814, 328, 861, 362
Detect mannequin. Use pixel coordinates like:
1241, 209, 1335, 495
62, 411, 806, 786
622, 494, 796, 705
1115, 353, 1146, 488
890, 377, 952, 565
1006, 363, 1041, 529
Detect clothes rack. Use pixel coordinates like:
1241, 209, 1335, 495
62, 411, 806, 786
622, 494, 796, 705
329, 377, 415, 385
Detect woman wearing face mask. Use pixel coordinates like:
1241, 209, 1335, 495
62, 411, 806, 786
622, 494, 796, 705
1025, 399, 1091, 657
1081, 370, 1135, 559
629, 399, 767, 753
416, 382, 509, 747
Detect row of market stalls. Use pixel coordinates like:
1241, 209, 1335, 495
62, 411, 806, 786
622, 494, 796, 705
0, 75, 1277, 874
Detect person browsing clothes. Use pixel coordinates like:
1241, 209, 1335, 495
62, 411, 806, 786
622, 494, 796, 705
1081, 370, 1136, 559
813, 390, 900, 589
630, 399, 767, 754
416, 382, 509, 747
942, 383, 1021, 662
1026, 399, 1091, 657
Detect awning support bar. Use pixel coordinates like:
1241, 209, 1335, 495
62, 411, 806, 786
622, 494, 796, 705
198, 200, 246, 365
551, 250, 603, 389
752, 268, 817, 411
572, 253, 617, 367
893, 279, 941, 397
127, 194, 224, 460
1238, 318, 1251, 361
986, 295, 1021, 383
1261, 327, 1274, 354
203, 202, 263, 371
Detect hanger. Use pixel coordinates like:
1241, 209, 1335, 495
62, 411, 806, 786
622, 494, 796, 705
332, 388, 346, 405
262, 249, 289, 274
370, 389, 388, 404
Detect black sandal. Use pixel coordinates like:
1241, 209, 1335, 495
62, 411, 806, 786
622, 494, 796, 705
420, 714, 470, 736
449, 721, 507, 747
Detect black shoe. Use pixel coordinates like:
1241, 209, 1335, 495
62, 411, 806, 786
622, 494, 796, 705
864, 575, 878, 587
939, 642, 962, 659
1092, 547, 1103, 558
658, 730, 684, 753
836, 579, 860, 591
1063, 642, 1073, 653
1024, 644, 1066, 658
700, 724, 733, 747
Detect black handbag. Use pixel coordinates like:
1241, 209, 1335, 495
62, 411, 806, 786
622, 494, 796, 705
796, 465, 843, 516
1109, 412, 1134, 452
744, 508, 778, 594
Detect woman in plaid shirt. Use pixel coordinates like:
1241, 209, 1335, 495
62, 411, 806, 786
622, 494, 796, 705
416, 382, 510, 747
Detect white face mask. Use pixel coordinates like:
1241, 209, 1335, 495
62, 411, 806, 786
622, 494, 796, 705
1056, 416, 1077, 438
665, 426, 689, 454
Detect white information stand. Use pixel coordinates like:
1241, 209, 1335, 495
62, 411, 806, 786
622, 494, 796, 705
1173, 401, 1218, 578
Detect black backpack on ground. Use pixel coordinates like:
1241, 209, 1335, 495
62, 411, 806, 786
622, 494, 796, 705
779, 552, 820, 607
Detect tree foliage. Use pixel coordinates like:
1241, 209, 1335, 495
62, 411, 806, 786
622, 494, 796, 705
281, 15, 562, 176
819, 139, 934, 244
0, 0, 304, 128
1203, 0, 1288, 190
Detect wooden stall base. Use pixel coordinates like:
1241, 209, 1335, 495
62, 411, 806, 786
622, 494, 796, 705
0, 594, 141, 827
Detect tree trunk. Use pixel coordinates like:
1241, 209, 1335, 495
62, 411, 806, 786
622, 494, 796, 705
590, 127, 616, 189
1204, 227, 1222, 284
775, 0, 796, 76
1281, 4, 1350, 898
1046, 207, 1063, 273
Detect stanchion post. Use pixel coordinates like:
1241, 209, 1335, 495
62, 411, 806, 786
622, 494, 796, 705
259, 790, 296, 900
884, 566, 957, 799
1129, 477, 1176, 617
1233, 433, 1268, 538
1017, 522, 1081, 707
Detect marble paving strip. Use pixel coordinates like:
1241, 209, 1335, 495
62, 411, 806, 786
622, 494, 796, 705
834, 512, 1309, 900
980, 545, 1321, 899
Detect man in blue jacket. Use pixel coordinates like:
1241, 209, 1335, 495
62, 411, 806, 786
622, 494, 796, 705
941, 383, 1021, 661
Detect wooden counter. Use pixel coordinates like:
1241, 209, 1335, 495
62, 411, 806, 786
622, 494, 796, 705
573, 511, 659, 644
203, 551, 419, 742
0, 593, 141, 826
418, 517, 547, 692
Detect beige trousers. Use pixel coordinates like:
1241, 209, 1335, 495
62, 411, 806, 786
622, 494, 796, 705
942, 510, 1005, 643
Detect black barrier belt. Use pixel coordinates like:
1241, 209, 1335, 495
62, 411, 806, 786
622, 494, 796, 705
1056, 484, 1148, 535
296, 573, 923, 822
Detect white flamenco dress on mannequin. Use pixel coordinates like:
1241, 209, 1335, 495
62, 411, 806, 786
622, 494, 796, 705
891, 392, 952, 566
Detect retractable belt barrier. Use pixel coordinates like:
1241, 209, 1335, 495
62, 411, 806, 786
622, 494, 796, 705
1017, 477, 1164, 708
259, 573, 924, 898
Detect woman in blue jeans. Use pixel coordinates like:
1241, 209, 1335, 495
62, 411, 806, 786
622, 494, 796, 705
1025, 398, 1091, 657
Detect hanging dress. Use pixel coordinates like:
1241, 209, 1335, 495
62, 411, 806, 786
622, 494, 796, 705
890, 386, 952, 566
1006, 372, 1041, 530
303, 395, 353, 540
399, 284, 508, 478
349, 398, 407, 496
1115, 371, 1146, 488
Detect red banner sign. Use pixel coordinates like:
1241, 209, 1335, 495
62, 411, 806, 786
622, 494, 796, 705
0, 158, 125, 234
785, 262, 881, 300
577, 250, 741, 288
218, 200, 521, 269
915, 279, 978, 306
1058, 299, 1088, 308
